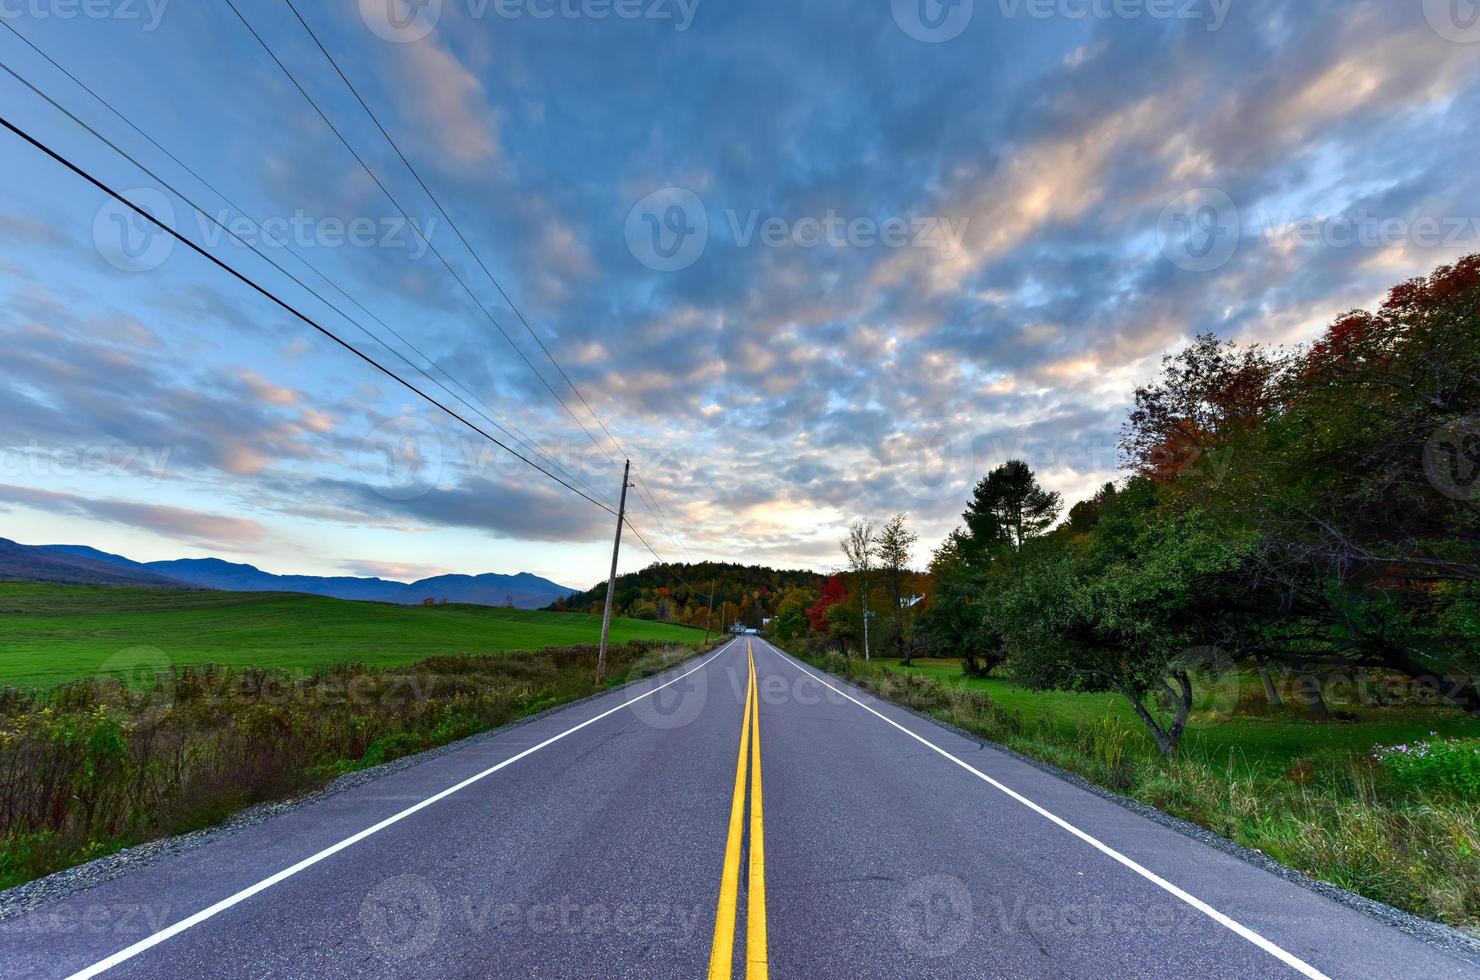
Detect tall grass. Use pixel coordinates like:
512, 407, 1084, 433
800, 650, 1480, 936
0, 641, 701, 888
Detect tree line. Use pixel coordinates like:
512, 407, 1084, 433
549, 561, 823, 632
783, 253, 1480, 754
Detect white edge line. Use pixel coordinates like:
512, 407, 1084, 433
759, 640, 1331, 980
68, 640, 741, 980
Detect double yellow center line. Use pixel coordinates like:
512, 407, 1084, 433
709, 640, 767, 979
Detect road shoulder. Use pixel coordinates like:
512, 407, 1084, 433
0, 640, 732, 925
764, 640, 1480, 970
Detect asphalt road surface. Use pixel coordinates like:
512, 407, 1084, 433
2, 637, 1477, 979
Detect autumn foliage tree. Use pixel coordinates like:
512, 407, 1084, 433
806, 575, 848, 634
1120, 333, 1281, 482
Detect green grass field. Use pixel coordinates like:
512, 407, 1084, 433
0, 582, 706, 688
816, 652, 1480, 932
881, 658, 1480, 775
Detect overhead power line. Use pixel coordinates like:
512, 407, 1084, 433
280, 0, 621, 463
6, 15, 703, 578
273, 0, 702, 567
0, 110, 619, 515
0, 26, 616, 510
223, 0, 623, 479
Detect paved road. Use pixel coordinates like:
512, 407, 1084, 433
1, 637, 1476, 979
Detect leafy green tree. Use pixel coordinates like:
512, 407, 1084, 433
877, 513, 920, 662
1144, 256, 1480, 716
824, 602, 857, 657
1065, 482, 1119, 536
841, 519, 877, 659
917, 531, 1005, 676
769, 584, 816, 642
961, 460, 1063, 561
996, 482, 1246, 754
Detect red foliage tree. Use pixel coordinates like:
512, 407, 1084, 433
1121, 333, 1280, 482
806, 575, 847, 633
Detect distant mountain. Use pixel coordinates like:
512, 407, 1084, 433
29, 544, 577, 609
0, 538, 197, 589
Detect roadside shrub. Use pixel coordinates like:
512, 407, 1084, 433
1078, 717, 1135, 771
1374, 735, 1480, 795
0, 640, 706, 888
786, 642, 1480, 936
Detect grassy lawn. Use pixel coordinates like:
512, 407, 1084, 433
0, 582, 706, 689
880, 658, 1480, 776
805, 651, 1480, 933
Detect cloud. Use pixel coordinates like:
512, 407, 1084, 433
320, 474, 613, 543
0, 304, 337, 480
234, 369, 300, 407
390, 36, 501, 166
5, 0, 1480, 578
0, 484, 267, 548
340, 559, 454, 582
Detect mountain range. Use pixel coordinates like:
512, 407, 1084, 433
0, 538, 579, 609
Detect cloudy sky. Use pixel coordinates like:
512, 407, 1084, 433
1, 0, 1478, 588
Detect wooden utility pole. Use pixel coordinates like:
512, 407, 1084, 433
596, 459, 632, 684
702, 580, 716, 644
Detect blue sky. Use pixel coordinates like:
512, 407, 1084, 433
2, 0, 1478, 588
